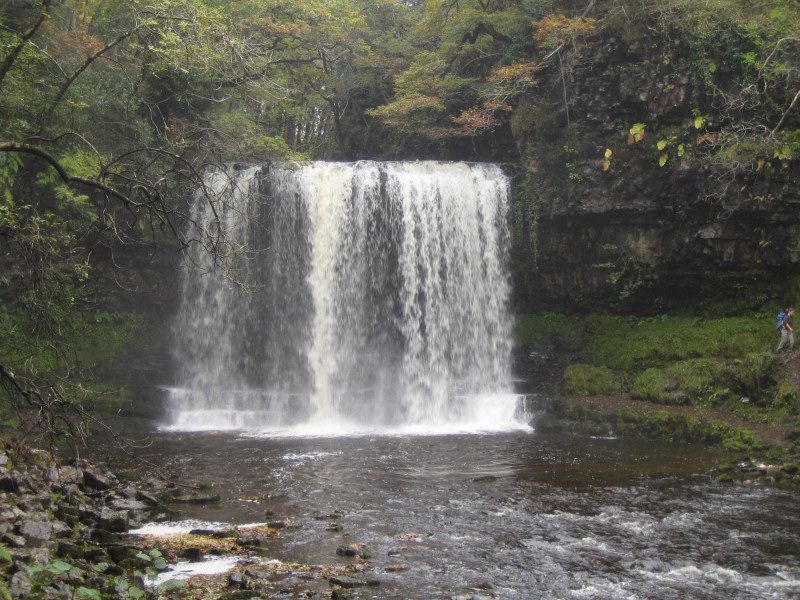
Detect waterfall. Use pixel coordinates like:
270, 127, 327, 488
165, 161, 530, 435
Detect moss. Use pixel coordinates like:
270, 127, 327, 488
631, 368, 672, 403
560, 401, 769, 455
562, 364, 624, 395
515, 312, 581, 351
584, 314, 772, 371
665, 358, 723, 393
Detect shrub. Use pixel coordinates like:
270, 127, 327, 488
665, 358, 722, 393
727, 352, 775, 400
562, 364, 623, 395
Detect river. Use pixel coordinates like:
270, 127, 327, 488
103, 425, 800, 599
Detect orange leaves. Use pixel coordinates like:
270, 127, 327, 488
451, 100, 512, 136
367, 94, 446, 130
43, 21, 104, 59
533, 15, 599, 48
487, 61, 537, 88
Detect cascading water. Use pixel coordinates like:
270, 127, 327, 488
165, 161, 530, 435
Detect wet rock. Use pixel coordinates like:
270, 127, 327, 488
385, 563, 410, 572
179, 547, 203, 561
188, 528, 235, 538
237, 536, 265, 548
135, 490, 159, 506
330, 585, 354, 599
387, 547, 406, 556
267, 519, 288, 529
89, 528, 122, 544
228, 571, 244, 588
109, 498, 148, 512
313, 510, 344, 520
328, 575, 379, 588
472, 475, 497, 483
97, 508, 128, 532
218, 591, 266, 600
172, 494, 221, 504
335, 543, 364, 557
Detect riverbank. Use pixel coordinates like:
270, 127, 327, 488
518, 311, 800, 487
0, 439, 410, 599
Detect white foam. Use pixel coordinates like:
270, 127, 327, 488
164, 392, 532, 437
129, 520, 230, 536
151, 556, 245, 586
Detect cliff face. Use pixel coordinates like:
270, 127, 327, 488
507, 30, 800, 312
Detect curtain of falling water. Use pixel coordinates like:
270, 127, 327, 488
167, 162, 523, 433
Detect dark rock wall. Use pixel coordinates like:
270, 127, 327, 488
507, 30, 800, 312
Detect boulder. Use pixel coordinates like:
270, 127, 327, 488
81, 464, 114, 490
179, 547, 203, 561
97, 508, 128, 532
16, 520, 54, 542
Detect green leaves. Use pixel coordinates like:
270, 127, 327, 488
628, 122, 646, 143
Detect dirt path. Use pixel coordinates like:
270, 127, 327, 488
564, 394, 795, 446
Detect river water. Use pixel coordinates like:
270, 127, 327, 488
112, 426, 800, 599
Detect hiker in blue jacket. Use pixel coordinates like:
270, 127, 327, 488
777, 307, 795, 352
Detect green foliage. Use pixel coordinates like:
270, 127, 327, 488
772, 380, 800, 413
564, 403, 768, 454
0, 305, 141, 375
0, 543, 11, 564
666, 359, 724, 395
562, 364, 624, 396
727, 352, 775, 400
583, 314, 772, 371
631, 368, 672, 403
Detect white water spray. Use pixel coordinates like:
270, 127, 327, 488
165, 161, 529, 435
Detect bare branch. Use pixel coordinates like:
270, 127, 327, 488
0, 142, 137, 208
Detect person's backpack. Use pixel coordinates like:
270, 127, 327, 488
777, 311, 787, 332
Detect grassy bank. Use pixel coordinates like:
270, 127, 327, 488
517, 311, 800, 485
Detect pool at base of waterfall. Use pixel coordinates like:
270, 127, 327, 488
101, 425, 800, 599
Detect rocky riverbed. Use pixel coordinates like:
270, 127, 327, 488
0, 440, 389, 599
